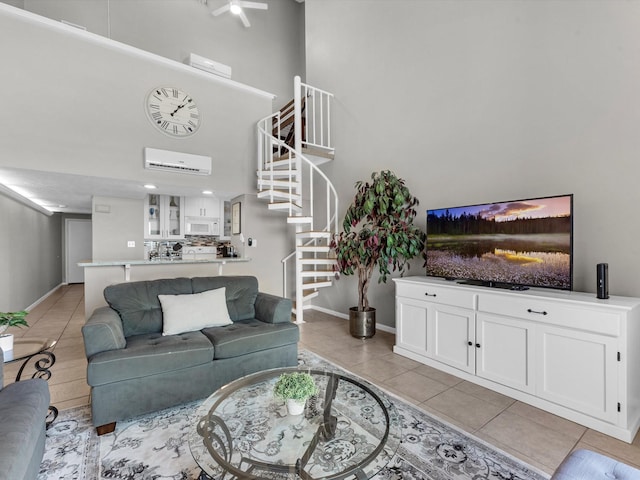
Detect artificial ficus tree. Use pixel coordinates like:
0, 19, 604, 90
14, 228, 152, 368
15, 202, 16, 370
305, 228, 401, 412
330, 170, 426, 311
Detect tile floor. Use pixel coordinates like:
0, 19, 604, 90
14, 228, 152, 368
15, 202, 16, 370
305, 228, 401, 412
3, 284, 639, 476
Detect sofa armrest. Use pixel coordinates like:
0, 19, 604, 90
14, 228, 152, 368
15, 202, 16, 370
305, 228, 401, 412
0, 348, 4, 391
255, 292, 293, 324
82, 306, 127, 358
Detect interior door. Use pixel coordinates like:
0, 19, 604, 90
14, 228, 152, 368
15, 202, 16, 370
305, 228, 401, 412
66, 218, 92, 284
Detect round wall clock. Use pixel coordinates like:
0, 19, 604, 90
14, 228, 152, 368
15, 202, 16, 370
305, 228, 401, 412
145, 86, 201, 137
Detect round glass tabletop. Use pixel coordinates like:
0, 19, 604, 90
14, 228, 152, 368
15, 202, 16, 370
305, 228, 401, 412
189, 367, 401, 480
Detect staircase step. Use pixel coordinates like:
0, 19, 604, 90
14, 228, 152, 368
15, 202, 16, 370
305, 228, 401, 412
298, 245, 331, 253
300, 270, 335, 278
265, 158, 295, 169
296, 230, 332, 238
302, 291, 320, 301
287, 216, 313, 224
258, 179, 301, 188
300, 258, 337, 265
257, 169, 298, 178
257, 190, 302, 202
268, 202, 302, 212
302, 280, 333, 289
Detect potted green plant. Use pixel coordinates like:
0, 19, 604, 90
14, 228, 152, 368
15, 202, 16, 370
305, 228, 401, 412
0, 310, 29, 352
273, 371, 318, 415
331, 170, 426, 338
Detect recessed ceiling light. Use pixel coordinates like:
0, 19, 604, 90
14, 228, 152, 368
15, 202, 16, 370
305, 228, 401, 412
202, 190, 213, 195
144, 184, 157, 189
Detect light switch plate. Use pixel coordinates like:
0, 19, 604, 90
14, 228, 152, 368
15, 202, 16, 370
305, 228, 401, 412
127, 241, 136, 248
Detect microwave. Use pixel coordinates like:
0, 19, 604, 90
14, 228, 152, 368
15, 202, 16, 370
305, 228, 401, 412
185, 217, 220, 235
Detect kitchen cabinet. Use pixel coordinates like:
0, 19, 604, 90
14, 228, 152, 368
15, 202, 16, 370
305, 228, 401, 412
393, 276, 640, 443
145, 194, 184, 240
185, 196, 220, 219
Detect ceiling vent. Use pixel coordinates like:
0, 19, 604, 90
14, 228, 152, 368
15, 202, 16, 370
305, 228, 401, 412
144, 148, 212, 175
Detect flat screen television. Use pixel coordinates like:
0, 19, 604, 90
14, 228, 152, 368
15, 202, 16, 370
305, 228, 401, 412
426, 194, 573, 291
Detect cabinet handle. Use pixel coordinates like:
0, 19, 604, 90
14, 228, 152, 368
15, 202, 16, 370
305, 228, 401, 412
424, 292, 437, 297
475, 343, 481, 348
468, 341, 473, 346
527, 308, 548, 315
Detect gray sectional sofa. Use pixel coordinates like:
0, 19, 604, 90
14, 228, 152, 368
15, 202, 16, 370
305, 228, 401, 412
82, 275, 298, 434
0, 348, 50, 480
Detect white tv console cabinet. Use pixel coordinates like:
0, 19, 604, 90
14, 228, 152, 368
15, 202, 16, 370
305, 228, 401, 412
393, 276, 640, 443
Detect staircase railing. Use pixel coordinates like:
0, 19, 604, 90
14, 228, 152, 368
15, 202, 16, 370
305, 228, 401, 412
294, 76, 334, 155
257, 115, 338, 230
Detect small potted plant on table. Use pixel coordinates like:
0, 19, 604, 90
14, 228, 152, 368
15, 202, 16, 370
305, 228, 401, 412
0, 310, 29, 352
273, 371, 318, 415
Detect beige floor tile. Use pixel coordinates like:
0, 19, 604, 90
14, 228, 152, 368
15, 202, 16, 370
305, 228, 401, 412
383, 370, 449, 403
453, 381, 516, 409
424, 387, 505, 431
348, 356, 412, 383
580, 429, 640, 468
417, 402, 480, 434
412, 364, 465, 387
49, 378, 91, 404
479, 410, 577, 471
506, 401, 587, 441
56, 396, 90, 412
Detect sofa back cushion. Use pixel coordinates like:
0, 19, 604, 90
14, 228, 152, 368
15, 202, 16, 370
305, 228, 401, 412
104, 277, 193, 337
191, 276, 258, 321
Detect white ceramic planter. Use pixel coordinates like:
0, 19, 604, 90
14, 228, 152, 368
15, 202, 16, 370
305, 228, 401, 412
286, 398, 306, 416
0, 333, 14, 352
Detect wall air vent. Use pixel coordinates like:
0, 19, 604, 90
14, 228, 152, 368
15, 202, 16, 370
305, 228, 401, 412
144, 148, 212, 176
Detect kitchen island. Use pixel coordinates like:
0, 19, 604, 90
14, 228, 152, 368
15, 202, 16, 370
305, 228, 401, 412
79, 257, 251, 318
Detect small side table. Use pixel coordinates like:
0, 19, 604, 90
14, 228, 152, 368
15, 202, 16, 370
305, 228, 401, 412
3, 338, 58, 427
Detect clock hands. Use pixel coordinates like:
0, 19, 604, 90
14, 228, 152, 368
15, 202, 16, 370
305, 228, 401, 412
170, 98, 192, 116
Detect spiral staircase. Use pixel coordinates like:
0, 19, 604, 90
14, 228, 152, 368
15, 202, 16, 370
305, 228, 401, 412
256, 76, 338, 323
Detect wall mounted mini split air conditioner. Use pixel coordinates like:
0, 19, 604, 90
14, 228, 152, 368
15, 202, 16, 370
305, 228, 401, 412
144, 148, 212, 175
187, 53, 232, 79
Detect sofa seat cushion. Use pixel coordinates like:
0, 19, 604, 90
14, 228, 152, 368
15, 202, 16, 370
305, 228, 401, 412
87, 330, 214, 387
202, 319, 299, 359
0, 379, 49, 480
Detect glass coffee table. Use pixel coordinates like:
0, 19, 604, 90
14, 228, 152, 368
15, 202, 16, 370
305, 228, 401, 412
2, 337, 58, 427
189, 367, 401, 480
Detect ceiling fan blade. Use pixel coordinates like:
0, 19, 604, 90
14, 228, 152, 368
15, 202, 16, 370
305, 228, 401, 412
238, 10, 251, 27
211, 3, 230, 16
239, 1, 268, 10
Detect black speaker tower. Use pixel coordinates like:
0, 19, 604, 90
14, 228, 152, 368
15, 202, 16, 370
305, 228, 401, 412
596, 263, 609, 299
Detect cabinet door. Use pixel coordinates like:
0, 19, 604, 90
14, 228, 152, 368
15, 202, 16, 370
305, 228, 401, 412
145, 195, 184, 240
185, 196, 220, 218
536, 325, 618, 423
476, 313, 535, 394
432, 305, 475, 374
396, 297, 430, 356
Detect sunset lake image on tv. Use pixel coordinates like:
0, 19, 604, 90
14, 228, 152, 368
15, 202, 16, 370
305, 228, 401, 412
426, 195, 573, 290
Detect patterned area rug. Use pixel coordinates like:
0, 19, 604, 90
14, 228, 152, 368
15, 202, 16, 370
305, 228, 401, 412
39, 350, 550, 480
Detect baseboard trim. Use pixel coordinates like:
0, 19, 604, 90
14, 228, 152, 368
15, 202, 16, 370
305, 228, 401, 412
25, 283, 64, 312
308, 305, 396, 334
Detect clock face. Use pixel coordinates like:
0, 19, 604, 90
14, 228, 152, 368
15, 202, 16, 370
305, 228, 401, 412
145, 87, 200, 137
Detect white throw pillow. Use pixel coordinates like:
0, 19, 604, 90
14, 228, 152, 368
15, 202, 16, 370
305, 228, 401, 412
159, 287, 232, 336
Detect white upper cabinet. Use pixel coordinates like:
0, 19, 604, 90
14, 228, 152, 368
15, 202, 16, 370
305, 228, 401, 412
185, 196, 220, 219
145, 194, 184, 240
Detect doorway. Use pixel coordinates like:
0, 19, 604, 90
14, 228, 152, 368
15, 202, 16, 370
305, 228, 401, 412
66, 218, 92, 284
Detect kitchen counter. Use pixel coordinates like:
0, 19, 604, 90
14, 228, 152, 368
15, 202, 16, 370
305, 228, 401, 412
79, 257, 252, 317
78, 257, 248, 267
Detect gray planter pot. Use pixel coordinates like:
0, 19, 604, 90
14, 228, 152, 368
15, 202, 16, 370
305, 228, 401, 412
349, 307, 376, 339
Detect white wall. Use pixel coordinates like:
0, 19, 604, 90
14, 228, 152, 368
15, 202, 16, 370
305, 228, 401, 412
305, 0, 640, 327
22, 0, 305, 109
92, 196, 145, 261
0, 194, 62, 311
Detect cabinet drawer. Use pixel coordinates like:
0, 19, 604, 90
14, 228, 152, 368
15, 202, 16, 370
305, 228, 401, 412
478, 294, 621, 336
396, 282, 476, 309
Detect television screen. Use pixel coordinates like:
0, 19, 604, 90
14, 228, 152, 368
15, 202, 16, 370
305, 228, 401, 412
426, 194, 573, 291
